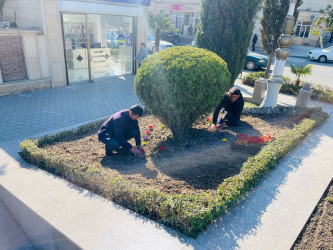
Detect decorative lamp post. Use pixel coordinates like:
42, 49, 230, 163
260, 0, 297, 107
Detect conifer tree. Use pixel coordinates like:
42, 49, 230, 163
260, 0, 303, 78
195, 0, 262, 86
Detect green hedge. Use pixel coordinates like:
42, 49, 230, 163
135, 46, 230, 137
242, 72, 333, 104
20, 107, 328, 238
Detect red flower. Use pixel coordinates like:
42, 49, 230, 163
159, 145, 164, 151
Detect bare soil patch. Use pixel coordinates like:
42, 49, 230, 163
292, 180, 333, 250
44, 112, 306, 195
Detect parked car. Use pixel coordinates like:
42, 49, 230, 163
191, 44, 268, 70
160, 31, 180, 44
146, 35, 174, 52
307, 45, 333, 63
244, 50, 268, 70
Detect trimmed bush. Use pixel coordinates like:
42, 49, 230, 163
134, 46, 230, 137
20, 107, 328, 238
242, 72, 333, 104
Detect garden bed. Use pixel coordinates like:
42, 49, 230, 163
20, 107, 328, 237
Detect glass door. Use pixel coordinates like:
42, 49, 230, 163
87, 14, 134, 80
62, 14, 91, 83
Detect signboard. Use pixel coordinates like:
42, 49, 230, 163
96, 0, 150, 6
311, 30, 321, 36
117, 34, 126, 45
171, 5, 183, 10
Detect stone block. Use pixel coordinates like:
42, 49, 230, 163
252, 77, 267, 105
295, 82, 313, 107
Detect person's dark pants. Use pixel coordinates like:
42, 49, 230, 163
217, 111, 240, 126
252, 42, 256, 51
104, 128, 140, 152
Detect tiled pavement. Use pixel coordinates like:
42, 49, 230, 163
0, 76, 332, 249
0, 75, 141, 144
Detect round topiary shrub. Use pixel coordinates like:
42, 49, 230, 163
134, 46, 231, 137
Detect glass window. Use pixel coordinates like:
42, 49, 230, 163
62, 13, 134, 84
184, 14, 189, 26
294, 22, 311, 38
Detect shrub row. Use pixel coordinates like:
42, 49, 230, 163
20, 107, 328, 238
242, 72, 333, 104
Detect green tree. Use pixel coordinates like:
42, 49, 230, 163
260, 0, 303, 79
135, 47, 230, 137
148, 13, 174, 52
195, 0, 262, 86
316, 5, 333, 43
290, 64, 312, 86
0, 0, 6, 20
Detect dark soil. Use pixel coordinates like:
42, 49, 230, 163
44, 112, 305, 195
292, 180, 333, 250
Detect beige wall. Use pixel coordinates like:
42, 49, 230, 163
2, 0, 43, 29
41, 0, 67, 88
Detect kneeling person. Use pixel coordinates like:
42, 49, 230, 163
98, 105, 144, 156
210, 87, 244, 130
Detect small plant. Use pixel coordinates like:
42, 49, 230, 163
327, 197, 333, 203
290, 64, 313, 86
235, 134, 274, 147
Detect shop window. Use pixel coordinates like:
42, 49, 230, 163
294, 22, 311, 38
184, 14, 189, 26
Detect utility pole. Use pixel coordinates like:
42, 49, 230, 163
260, 0, 297, 107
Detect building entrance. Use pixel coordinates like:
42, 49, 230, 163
62, 13, 134, 83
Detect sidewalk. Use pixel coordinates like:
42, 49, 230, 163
0, 76, 332, 249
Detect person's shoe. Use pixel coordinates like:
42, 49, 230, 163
105, 145, 113, 156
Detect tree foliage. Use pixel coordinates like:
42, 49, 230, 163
316, 4, 333, 32
148, 13, 174, 52
260, 0, 303, 78
134, 46, 230, 137
195, 0, 262, 86
290, 63, 313, 86
0, 0, 6, 20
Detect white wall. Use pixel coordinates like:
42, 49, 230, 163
2, 0, 43, 29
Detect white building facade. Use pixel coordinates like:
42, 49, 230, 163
0, 0, 149, 96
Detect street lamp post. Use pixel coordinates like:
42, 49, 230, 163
260, 0, 297, 107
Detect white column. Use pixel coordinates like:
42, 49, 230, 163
37, 35, 51, 78
260, 0, 297, 108
20, 30, 42, 80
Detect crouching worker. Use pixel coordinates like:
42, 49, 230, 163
98, 105, 145, 157
210, 87, 244, 130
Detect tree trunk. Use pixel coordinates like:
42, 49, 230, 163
155, 28, 160, 52
295, 75, 300, 86
264, 51, 274, 79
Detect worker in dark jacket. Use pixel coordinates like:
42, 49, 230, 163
98, 105, 144, 156
210, 87, 244, 130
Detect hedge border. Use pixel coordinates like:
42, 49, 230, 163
19, 107, 328, 238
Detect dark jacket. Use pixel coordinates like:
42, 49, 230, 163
212, 91, 244, 125
98, 109, 141, 150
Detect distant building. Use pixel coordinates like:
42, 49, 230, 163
0, 0, 149, 96
148, 0, 200, 37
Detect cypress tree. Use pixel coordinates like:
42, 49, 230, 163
195, 0, 262, 86
260, 0, 303, 78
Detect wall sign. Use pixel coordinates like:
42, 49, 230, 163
98, 0, 150, 6
117, 34, 126, 45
